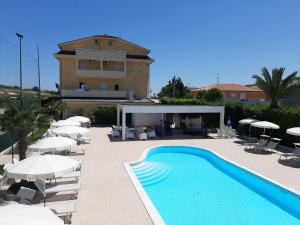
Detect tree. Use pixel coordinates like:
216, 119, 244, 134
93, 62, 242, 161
253, 67, 299, 108
158, 76, 190, 98
205, 88, 223, 102
0, 100, 49, 160
46, 101, 67, 121
32, 86, 40, 92
197, 88, 223, 102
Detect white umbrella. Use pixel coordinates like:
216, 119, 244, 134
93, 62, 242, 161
67, 116, 90, 123
239, 118, 259, 124
0, 204, 63, 225
28, 136, 77, 153
286, 127, 300, 136
239, 118, 259, 138
5, 155, 80, 181
51, 126, 89, 138
50, 120, 80, 129
251, 121, 280, 135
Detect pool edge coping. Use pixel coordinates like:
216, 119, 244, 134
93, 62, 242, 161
124, 144, 300, 225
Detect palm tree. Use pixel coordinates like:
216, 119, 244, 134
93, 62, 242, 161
253, 67, 299, 108
46, 101, 67, 121
0, 100, 49, 160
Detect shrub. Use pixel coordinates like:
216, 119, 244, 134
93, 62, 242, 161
92, 107, 117, 125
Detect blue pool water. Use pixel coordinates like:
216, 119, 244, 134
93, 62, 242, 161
131, 146, 300, 225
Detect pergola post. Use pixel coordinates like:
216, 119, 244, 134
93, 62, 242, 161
219, 111, 225, 138
122, 110, 126, 141
117, 104, 120, 129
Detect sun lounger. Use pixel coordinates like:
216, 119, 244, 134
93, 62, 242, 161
126, 129, 135, 139
245, 137, 269, 150
49, 171, 81, 184
77, 136, 91, 144
255, 138, 281, 153
48, 202, 76, 224
45, 183, 80, 197
139, 132, 147, 140
279, 144, 300, 160
69, 145, 86, 155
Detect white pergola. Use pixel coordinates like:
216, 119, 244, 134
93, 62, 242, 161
117, 104, 225, 140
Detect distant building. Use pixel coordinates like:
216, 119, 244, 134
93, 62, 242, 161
190, 83, 267, 104
54, 35, 155, 113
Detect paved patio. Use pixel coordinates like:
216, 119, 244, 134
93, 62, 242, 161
70, 127, 300, 225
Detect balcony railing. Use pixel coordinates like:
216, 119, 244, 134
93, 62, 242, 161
61, 89, 127, 99
76, 69, 125, 79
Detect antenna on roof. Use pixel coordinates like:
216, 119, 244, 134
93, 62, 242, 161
216, 73, 220, 85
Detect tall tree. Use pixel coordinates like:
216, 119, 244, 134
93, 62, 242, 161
158, 76, 190, 98
0, 100, 49, 160
252, 67, 299, 108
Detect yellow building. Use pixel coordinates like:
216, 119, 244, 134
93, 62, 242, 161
55, 35, 155, 113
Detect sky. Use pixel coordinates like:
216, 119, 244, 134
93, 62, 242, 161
1, 0, 300, 94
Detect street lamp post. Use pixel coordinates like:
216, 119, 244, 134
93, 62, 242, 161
16, 33, 23, 107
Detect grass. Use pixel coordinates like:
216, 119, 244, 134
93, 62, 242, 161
0, 165, 4, 175
4, 126, 48, 155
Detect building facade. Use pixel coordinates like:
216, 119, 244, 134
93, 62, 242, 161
55, 35, 155, 113
190, 83, 267, 104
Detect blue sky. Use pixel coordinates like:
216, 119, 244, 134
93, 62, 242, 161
1, 0, 300, 94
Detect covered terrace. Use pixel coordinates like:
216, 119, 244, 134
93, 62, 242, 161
117, 104, 225, 141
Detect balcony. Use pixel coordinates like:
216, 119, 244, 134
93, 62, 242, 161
75, 49, 126, 79
61, 89, 127, 99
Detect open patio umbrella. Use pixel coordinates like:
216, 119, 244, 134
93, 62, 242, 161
50, 120, 80, 129
5, 155, 80, 181
51, 126, 89, 138
0, 204, 63, 225
239, 118, 259, 138
286, 127, 300, 136
28, 136, 77, 153
251, 121, 280, 135
66, 116, 90, 123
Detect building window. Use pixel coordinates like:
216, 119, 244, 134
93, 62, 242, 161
230, 92, 237, 97
128, 66, 134, 72
108, 40, 114, 46
136, 66, 143, 72
79, 82, 84, 89
114, 84, 119, 91
116, 46, 125, 51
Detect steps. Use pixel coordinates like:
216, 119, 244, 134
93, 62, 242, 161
131, 162, 172, 187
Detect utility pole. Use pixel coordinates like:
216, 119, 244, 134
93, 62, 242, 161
37, 45, 41, 107
16, 33, 23, 107
216, 73, 220, 86
172, 75, 176, 98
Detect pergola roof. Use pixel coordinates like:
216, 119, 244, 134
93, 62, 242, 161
119, 104, 224, 114
118, 104, 225, 140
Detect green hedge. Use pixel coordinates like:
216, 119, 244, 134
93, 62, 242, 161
161, 97, 300, 147
92, 107, 117, 125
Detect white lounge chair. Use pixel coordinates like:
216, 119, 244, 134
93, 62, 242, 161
279, 144, 300, 161
48, 202, 76, 224
126, 129, 135, 139
50, 171, 81, 183
77, 136, 91, 144
245, 137, 269, 150
45, 183, 81, 197
139, 132, 147, 140
112, 129, 120, 137
69, 145, 86, 155
256, 138, 281, 153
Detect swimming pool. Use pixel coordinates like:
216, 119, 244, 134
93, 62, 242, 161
127, 146, 300, 225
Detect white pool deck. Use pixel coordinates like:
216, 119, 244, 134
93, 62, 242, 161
1, 127, 300, 225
